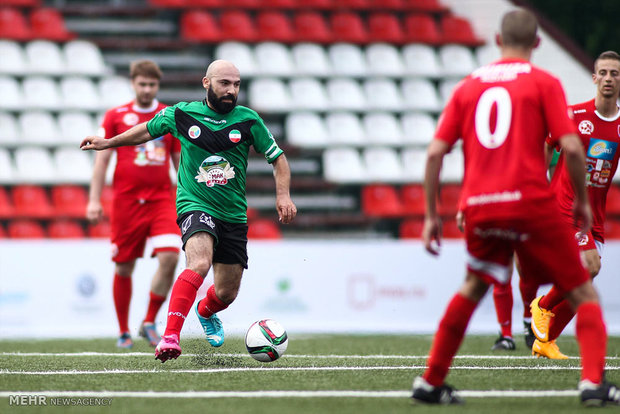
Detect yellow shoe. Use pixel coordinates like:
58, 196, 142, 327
530, 296, 554, 342
532, 339, 568, 359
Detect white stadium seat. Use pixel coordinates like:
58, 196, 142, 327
362, 147, 403, 182
214, 42, 257, 77
366, 43, 405, 77
323, 147, 365, 183
363, 78, 403, 111
328, 43, 367, 77
61, 76, 102, 111
326, 78, 366, 111
248, 78, 291, 113
22, 76, 61, 111
254, 42, 295, 76
14, 147, 57, 183
401, 112, 436, 146
98, 76, 134, 109
362, 112, 403, 145
475, 43, 500, 66
24, 40, 66, 76
440, 148, 464, 182
439, 44, 477, 78
401, 79, 441, 112
289, 78, 329, 111
291, 43, 331, 77
54, 147, 94, 184
285, 112, 330, 148
18, 111, 59, 145
439, 78, 462, 106
0, 112, 20, 145
0, 76, 23, 111
64, 40, 109, 76
0, 148, 15, 183
0, 40, 27, 75
58, 111, 96, 145
325, 112, 366, 145
402, 44, 442, 78
401, 147, 427, 182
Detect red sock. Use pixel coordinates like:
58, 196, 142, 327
423, 293, 477, 387
197, 284, 229, 318
575, 302, 606, 384
163, 269, 204, 337
144, 292, 166, 324
539, 286, 564, 310
519, 279, 538, 319
113, 273, 132, 334
493, 283, 513, 338
548, 300, 575, 341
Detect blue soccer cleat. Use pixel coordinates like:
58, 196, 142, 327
195, 302, 225, 347
116, 332, 133, 349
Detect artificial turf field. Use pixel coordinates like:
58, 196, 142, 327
1, 334, 619, 413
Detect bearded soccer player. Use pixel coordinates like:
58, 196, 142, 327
81, 60, 297, 362
529, 50, 620, 359
411, 9, 619, 406
87, 60, 181, 349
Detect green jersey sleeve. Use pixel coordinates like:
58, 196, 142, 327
146, 106, 178, 138
251, 116, 283, 164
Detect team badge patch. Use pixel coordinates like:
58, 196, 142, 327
195, 155, 235, 187
188, 125, 201, 139
123, 113, 139, 126
229, 129, 241, 143
578, 120, 594, 135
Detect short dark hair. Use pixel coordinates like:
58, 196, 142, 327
594, 50, 620, 72
129, 60, 163, 80
500, 9, 538, 48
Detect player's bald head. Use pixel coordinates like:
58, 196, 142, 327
205, 60, 240, 79
500, 9, 539, 49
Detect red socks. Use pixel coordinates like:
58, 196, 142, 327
539, 286, 564, 310
575, 302, 606, 384
163, 269, 204, 337
423, 293, 477, 387
548, 300, 575, 341
144, 292, 166, 324
113, 274, 132, 334
519, 279, 538, 319
493, 283, 513, 338
197, 284, 229, 318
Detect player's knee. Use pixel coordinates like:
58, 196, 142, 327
215, 286, 238, 304
158, 251, 179, 274
188, 260, 212, 278
566, 281, 599, 308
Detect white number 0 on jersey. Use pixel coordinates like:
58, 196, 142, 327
475, 86, 512, 149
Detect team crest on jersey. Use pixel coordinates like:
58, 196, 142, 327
578, 120, 594, 135
576, 232, 589, 247
195, 155, 235, 187
123, 113, 139, 126
229, 129, 241, 143
188, 125, 201, 139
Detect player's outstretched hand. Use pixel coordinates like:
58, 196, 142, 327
573, 199, 592, 240
80, 136, 107, 151
276, 196, 297, 224
422, 216, 442, 256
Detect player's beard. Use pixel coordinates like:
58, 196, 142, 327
208, 86, 237, 114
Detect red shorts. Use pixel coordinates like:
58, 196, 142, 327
110, 196, 181, 263
465, 213, 589, 294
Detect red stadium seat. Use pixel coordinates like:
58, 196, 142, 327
219, 10, 257, 42
220, 0, 261, 8
440, 14, 484, 46
257, 0, 298, 8
149, 0, 187, 7
400, 184, 425, 216
437, 183, 462, 217
368, 0, 405, 10
403, 13, 441, 45
88, 220, 111, 238
330, 11, 369, 44
51, 185, 88, 219
0, 7, 32, 41
0, 223, 5, 238
0, 186, 15, 219
29, 8, 75, 41
298, 0, 334, 9
368, 13, 405, 44
606, 184, 620, 215
361, 184, 404, 218
399, 218, 423, 239
12, 185, 54, 219
256, 11, 295, 43
248, 219, 282, 239
404, 0, 449, 12
8, 219, 46, 239
442, 218, 464, 238
180, 10, 222, 43
293, 11, 333, 44
333, 0, 369, 9
48, 219, 85, 239
246, 207, 259, 220
2, 0, 41, 6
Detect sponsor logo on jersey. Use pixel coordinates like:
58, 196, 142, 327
573, 109, 587, 114
587, 138, 617, 160
578, 120, 594, 135
188, 125, 201, 139
123, 113, 139, 126
229, 129, 241, 143
203, 117, 227, 125
199, 213, 215, 229
195, 155, 235, 187
181, 215, 192, 234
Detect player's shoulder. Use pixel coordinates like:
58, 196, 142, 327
234, 105, 261, 119
569, 99, 595, 114
106, 101, 134, 115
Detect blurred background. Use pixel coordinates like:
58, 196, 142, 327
1, 0, 619, 338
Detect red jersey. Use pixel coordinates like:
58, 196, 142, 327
435, 58, 577, 222
99, 100, 181, 201
549, 99, 620, 242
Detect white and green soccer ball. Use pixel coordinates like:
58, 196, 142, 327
244, 319, 288, 362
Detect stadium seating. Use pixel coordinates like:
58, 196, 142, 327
0, 223, 5, 238
366, 43, 405, 76
292, 11, 332, 44
0, 40, 27, 75
14, 147, 56, 183
214, 42, 258, 76
0, 112, 20, 146
48, 219, 85, 238
12, 185, 54, 219
362, 147, 404, 182
403, 13, 441, 45
326, 112, 367, 145
0, 7, 32, 41
0, 148, 16, 183
8, 219, 46, 238
87, 220, 111, 238
29, 8, 75, 41
442, 218, 464, 238
219, 10, 257, 43
0, 76, 23, 110
361, 184, 404, 217
398, 218, 423, 238
437, 183, 462, 217
51, 184, 88, 218
254, 42, 295, 76
0, 186, 15, 219
323, 147, 365, 183
330, 12, 369, 44
289, 78, 329, 111
24, 41, 65, 75
19, 111, 59, 145
180, 10, 222, 43
362, 113, 403, 145
367, 13, 405, 44
291, 43, 331, 76
63, 40, 109, 76
247, 219, 282, 239
400, 183, 425, 216
256, 11, 296, 43
439, 14, 484, 46
285, 112, 330, 148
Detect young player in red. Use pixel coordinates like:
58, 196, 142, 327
530, 50, 620, 359
411, 9, 619, 406
86, 60, 181, 349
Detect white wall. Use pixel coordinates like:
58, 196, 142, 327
1, 240, 619, 339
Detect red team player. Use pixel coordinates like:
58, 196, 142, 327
411, 9, 619, 406
86, 60, 181, 349
529, 50, 620, 358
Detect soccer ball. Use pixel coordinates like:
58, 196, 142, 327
245, 319, 288, 362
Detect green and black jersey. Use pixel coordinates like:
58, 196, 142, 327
146, 100, 283, 223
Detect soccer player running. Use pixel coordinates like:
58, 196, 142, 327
86, 60, 181, 349
529, 50, 620, 359
411, 9, 620, 406
81, 60, 297, 362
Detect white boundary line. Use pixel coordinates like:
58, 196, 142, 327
2, 366, 618, 375
3, 352, 619, 360
0, 390, 579, 398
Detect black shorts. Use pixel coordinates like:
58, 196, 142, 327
177, 210, 249, 269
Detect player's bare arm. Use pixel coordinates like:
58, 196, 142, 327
272, 154, 297, 224
558, 133, 592, 236
80, 122, 153, 151
423, 139, 451, 255
86, 150, 113, 223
